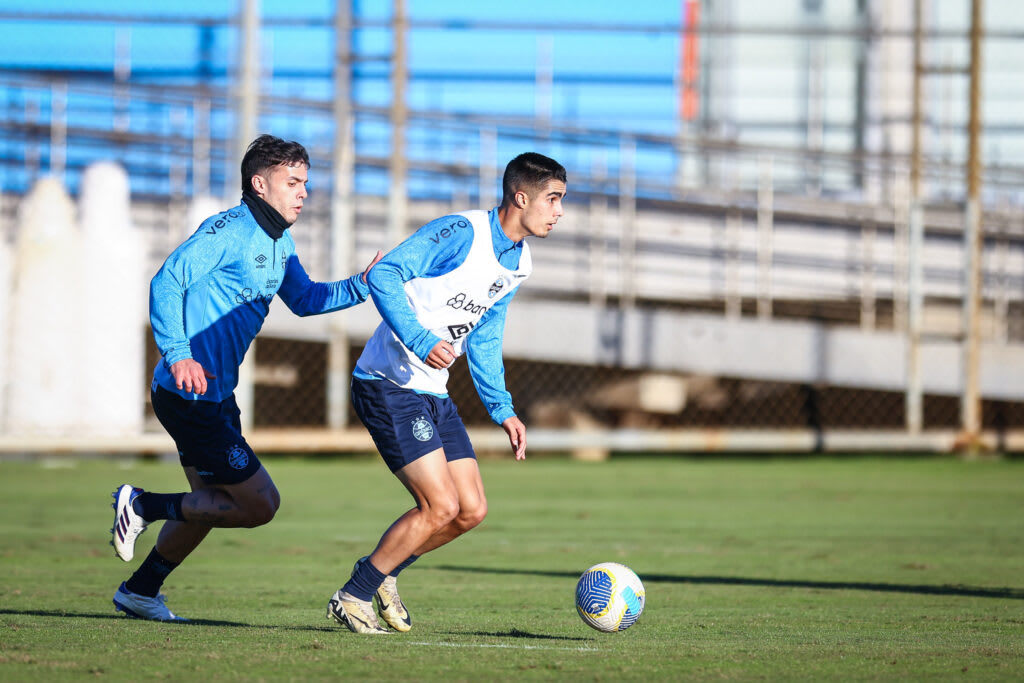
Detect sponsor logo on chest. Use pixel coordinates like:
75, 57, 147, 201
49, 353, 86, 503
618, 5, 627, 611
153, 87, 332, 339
446, 292, 489, 316
428, 217, 471, 245
204, 209, 244, 235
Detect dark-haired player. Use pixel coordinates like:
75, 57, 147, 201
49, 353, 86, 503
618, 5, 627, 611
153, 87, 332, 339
109, 134, 381, 621
326, 153, 566, 634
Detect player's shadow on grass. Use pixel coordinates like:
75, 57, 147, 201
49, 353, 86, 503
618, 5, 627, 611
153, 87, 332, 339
0, 608, 253, 627
435, 566, 1024, 600
0, 608, 367, 632
456, 628, 590, 642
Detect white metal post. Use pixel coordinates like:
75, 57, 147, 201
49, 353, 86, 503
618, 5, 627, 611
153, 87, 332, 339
387, 0, 408, 246
49, 82, 67, 184
960, 0, 984, 447
756, 154, 774, 320
234, 0, 261, 431
619, 138, 637, 310
478, 127, 498, 210
328, 0, 355, 429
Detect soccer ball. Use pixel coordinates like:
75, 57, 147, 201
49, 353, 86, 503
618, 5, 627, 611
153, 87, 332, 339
575, 562, 645, 632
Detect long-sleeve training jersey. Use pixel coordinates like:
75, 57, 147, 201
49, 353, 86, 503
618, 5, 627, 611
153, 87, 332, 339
354, 207, 530, 425
151, 201, 369, 403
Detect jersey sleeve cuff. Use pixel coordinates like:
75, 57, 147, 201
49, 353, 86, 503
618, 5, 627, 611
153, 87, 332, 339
411, 333, 444, 362
489, 405, 516, 425
163, 346, 193, 367
350, 273, 371, 301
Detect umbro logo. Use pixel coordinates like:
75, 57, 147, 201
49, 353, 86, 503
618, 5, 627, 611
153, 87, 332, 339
448, 322, 475, 340
255, 254, 267, 264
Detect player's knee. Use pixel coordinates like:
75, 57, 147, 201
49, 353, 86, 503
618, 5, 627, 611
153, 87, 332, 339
244, 492, 279, 527
459, 499, 487, 531
246, 503, 276, 527
429, 497, 460, 530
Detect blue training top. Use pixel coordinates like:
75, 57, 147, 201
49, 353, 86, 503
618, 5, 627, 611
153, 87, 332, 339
355, 207, 523, 425
151, 201, 369, 403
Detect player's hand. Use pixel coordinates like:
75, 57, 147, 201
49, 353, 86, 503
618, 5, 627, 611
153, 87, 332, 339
426, 340, 457, 369
361, 250, 383, 283
170, 358, 216, 395
502, 416, 527, 460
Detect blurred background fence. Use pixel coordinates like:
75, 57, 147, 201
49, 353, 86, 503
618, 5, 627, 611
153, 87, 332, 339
1, 1, 1023, 455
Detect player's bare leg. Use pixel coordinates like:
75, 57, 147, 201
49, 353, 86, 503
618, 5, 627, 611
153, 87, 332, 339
111, 468, 213, 622
150, 467, 212, 563
114, 464, 278, 619
408, 457, 487, 556
367, 448, 460, 572
180, 464, 279, 528
354, 457, 485, 632
113, 465, 280, 621
155, 465, 280, 562
328, 448, 459, 634
115, 464, 280, 560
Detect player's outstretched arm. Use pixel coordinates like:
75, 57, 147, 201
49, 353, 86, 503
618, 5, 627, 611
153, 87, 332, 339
502, 416, 527, 460
277, 252, 374, 316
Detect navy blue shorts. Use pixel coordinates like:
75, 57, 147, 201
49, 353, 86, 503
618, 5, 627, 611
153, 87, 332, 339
351, 377, 475, 474
151, 386, 261, 485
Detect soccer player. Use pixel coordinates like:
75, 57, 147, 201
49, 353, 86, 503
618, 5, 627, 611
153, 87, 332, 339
109, 134, 382, 622
326, 152, 566, 634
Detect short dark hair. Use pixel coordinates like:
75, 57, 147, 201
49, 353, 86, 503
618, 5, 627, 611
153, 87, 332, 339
501, 152, 566, 207
240, 134, 310, 193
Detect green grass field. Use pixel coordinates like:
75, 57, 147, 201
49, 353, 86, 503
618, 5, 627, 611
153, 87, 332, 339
1, 453, 1022, 681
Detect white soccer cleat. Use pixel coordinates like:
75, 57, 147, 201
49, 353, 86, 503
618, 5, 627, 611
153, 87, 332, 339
112, 582, 188, 622
326, 589, 390, 634
354, 556, 412, 632
376, 574, 412, 632
110, 485, 148, 562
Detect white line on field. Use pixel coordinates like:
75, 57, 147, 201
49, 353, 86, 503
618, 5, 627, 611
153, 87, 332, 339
406, 641, 600, 652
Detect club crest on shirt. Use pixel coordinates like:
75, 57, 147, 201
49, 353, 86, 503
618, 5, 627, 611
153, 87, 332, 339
411, 417, 434, 442
488, 277, 505, 298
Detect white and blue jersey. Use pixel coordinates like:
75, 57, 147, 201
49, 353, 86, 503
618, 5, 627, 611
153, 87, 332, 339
151, 201, 369, 403
355, 208, 530, 425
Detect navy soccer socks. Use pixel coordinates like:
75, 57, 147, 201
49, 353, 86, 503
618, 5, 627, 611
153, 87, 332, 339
344, 554, 419, 600
125, 548, 180, 598
132, 492, 186, 522
344, 557, 388, 601
393, 554, 419, 576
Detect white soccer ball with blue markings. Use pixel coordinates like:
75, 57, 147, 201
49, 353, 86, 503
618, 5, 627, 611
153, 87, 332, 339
575, 562, 645, 632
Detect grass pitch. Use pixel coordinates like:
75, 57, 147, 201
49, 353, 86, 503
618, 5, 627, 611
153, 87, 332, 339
1, 453, 1022, 681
